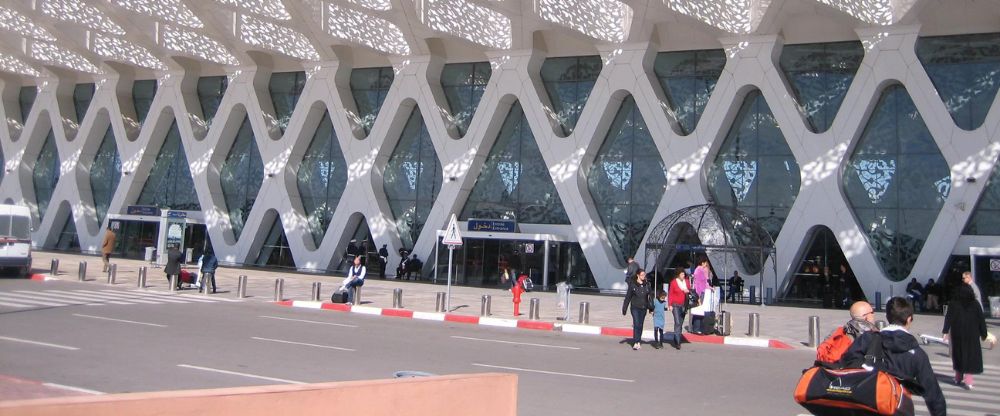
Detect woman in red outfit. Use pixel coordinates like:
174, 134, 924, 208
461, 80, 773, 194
512, 274, 527, 316
667, 269, 693, 350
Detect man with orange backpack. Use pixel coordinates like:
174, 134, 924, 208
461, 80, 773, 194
815, 301, 878, 367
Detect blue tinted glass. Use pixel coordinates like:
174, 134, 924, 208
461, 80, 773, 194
587, 96, 666, 262
297, 111, 349, 245
654, 49, 726, 135
220, 117, 264, 240
442, 62, 491, 137
132, 80, 157, 125
33, 130, 60, 220
90, 127, 121, 224
460, 102, 569, 224
707, 91, 800, 240
779, 42, 863, 133
73, 83, 96, 123
198, 76, 229, 125
55, 215, 80, 251
966, 156, 1000, 234
541, 56, 602, 136
268, 72, 306, 133
383, 108, 442, 248
256, 215, 295, 268
350, 67, 394, 136
137, 121, 201, 210
19, 86, 37, 124
843, 85, 948, 281
916, 33, 1000, 131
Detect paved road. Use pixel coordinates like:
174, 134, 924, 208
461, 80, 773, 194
1, 278, 998, 415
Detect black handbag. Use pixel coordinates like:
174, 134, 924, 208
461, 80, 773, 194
684, 290, 700, 309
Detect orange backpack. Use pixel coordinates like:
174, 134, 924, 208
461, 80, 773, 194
816, 326, 852, 366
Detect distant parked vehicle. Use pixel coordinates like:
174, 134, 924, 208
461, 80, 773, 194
0, 205, 32, 276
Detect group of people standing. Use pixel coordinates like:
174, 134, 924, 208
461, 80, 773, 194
621, 256, 716, 350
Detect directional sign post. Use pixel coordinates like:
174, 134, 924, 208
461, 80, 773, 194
442, 214, 463, 312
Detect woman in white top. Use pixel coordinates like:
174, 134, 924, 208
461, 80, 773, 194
341, 256, 366, 304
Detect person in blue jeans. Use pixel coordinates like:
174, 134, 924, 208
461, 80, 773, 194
340, 256, 366, 304
667, 269, 692, 350
652, 290, 668, 349
198, 250, 218, 293
621, 269, 653, 350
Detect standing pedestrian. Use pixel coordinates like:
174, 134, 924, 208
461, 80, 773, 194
961, 271, 984, 310
691, 257, 712, 333
512, 273, 527, 316
101, 225, 116, 272
622, 269, 653, 350
667, 269, 692, 350
624, 256, 639, 283
164, 245, 183, 289
652, 290, 668, 349
198, 249, 218, 293
943, 285, 990, 389
378, 244, 389, 279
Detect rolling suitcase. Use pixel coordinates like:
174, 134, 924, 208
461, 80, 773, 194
331, 290, 349, 303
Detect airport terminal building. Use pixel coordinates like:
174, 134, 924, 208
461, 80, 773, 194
1, 0, 999, 304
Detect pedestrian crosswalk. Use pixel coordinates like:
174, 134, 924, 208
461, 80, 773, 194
913, 359, 1000, 416
0, 289, 239, 309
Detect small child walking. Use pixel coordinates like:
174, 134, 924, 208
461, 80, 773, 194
652, 290, 668, 349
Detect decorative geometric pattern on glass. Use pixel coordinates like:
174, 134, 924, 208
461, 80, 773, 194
653, 49, 726, 135
215, 0, 290, 20
136, 121, 201, 211
40, 0, 125, 35
423, 0, 511, 49
30, 41, 101, 74
779, 41, 864, 133
90, 127, 121, 224
19, 86, 38, 125
297, 110, 348, 246
383, 109, 442, 249
664, 0, 756, 34
0, 6, 56, 41
536, 0, 631, 43
159, 24, 239, 66
33, 130, 60, 221
347, 0, 392, 11
269, 71, 306, 134
587, 96, 666, 263
350, 67, 394, 136
707, 90, 800, 240
197, 76, 228, 126
461, 101, 570, 224
916, 33, 1000, 131
441, 62, 491, 137
964, 157, 1000, 235
239, 14, 319, 61
220, 117, 264, 240
0, 54, 39, 77
73, 83, 95, 124
326, 3, 410, 55
843, 85, 949, 281
110, 0, 203, 28
540, 56, 602, 137
89, 32, 168, 70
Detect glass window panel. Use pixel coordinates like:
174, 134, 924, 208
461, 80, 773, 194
442, 62, 491, 137
33, 130, 60, 220
382, 108, 442, 249
132, 80, 157, 126
654, 49, 726, 135
916, 33, 1000, 131
198, 76, 229, 125
90, 127, 121, 224
73, 83, 95, 123
55, 215, 80, 251
843, 85, 948, 281
296, 110, 348, 245
255, 216, 295, 268
541, 56, 602, 136
268, 71, 306, 133
965, 154, 1000, 235
137, 121, 202, 210
779, 41, 863, 133
19, 86, 37, 124
350, 67, 394, 136
220, 117, 264, 240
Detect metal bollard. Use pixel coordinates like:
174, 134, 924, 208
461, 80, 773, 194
107, 264, 117, 284
237, 275, 247, 298
78, 261, 87, 281
579, 301, 590, 324
876, 320, 887, 330
50, 258, 59, 275
529, 298, 540, 320
435, 292, 446, 312
875, 291, 883, 311
393, 288, 403, 308
274, 278, 284, 302
808, 316, 821, 347
480, 294, 492, 316
719, 310, 732, 336
748, 312, 760, 337
170, 274, 178, 292
311, 282, 322, 302
352, 286, 361, 305
137, 266, 147, 288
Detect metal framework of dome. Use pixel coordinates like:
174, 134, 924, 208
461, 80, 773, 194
643, 204, 778, 303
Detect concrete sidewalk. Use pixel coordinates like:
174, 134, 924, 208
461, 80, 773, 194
29, 251, 959, 350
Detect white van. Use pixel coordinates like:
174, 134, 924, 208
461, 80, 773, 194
0, 204, 33, 276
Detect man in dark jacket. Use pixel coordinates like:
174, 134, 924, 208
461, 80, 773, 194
199, 250, 219, 293
164, 245, 184, 290
842, 297, 946, 416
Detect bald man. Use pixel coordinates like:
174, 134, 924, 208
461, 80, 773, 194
815, 301, 878, 366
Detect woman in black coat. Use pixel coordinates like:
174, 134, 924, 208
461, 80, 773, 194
943, 284, 988, 389
622, 269, 653, 350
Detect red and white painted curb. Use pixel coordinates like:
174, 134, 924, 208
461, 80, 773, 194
274, 300, 794, 350
30, 274, 56, 281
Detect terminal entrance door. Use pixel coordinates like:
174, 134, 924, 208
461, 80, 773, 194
459, 239, 544, 287
114, 220, 158, 259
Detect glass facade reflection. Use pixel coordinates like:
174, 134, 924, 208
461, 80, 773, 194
19, 86, 37, 124
256, 215, 295, 268
383, 108, 442, 249
965, 158, 1000, 235
90, 127, 121, 224
137, 121, 201, 210
541, 56, 602, 136
220, 117, 264, 240
654, 49, 726, 135
197, 76, 228, 125
707, 90, 800, 240
843, 85, 949, 281
33, 130, 60, 220
442, 62, 491, 137
350, 67, 393, 136
132, 80, 157, 126
779, 41, 864, 133
73, 83, 95, 123
916, 33, 1000, 131
55, 215, 80, 251
297, 110, 348, 245
269, 71, 306, 133
587, 96, 666, 263
460, 102, 569, 224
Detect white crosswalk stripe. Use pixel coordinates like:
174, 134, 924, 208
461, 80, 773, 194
0, 289, 232, 310
911, 360, 1000, 416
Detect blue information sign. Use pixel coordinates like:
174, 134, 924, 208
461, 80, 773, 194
126, 205, 161, 216
166, 211, 188, 219
467, 219, 516, 233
